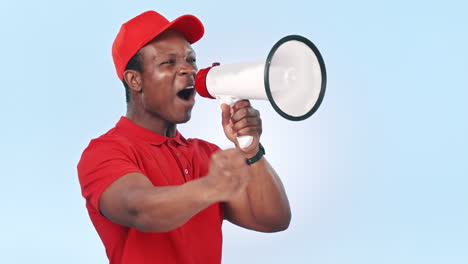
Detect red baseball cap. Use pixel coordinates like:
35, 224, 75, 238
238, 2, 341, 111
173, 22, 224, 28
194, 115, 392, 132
112, 10, 204, 80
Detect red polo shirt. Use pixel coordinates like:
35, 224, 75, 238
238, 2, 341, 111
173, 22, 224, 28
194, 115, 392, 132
77, 116, 224, 264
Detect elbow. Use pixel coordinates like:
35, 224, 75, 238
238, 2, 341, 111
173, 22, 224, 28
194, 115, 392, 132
261, 221, 290, 233
124, 192, 179, 233
125, 202, 175, 233
261, 211, 292, 233
275, 208, 292, 232
131, 210, 179, 233
273, 215, 292, 232
127, 207, 155, 232
278, 215, 292, 232
132, 215, 157, 233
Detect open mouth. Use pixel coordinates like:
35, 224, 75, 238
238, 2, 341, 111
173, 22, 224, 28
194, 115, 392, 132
177, 86, 195, 101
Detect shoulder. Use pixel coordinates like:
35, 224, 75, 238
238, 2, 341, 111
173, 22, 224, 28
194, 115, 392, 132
82, 129, 125, 152
78, 128, 137, 171
186, 138, 222, 155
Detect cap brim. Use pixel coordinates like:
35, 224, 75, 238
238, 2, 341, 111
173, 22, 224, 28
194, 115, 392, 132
166, 14, 204, 44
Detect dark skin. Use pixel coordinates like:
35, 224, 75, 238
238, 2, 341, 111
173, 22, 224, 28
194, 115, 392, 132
100, 30, 291, 233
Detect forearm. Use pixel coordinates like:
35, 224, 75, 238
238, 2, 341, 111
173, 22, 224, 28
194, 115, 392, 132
245, 157, 291, 230
126, 177, 215, 232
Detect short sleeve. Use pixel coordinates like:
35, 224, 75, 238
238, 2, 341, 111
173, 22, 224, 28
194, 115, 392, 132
205, 141, 221, 156
77, 139, 142, 213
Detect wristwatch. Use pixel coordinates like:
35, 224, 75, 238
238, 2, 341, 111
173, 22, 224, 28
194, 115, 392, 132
245, 143, 265, 165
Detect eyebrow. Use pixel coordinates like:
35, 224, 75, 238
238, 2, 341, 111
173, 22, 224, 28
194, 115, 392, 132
162, 50, 196, 57
153, 50, 196, 62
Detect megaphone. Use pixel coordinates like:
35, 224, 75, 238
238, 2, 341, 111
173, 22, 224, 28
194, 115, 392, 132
195, 35, 326, 148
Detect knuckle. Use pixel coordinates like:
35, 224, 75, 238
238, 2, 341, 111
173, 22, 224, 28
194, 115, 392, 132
238, 100, 248, 108
238, 127, 253, 135
233, 102, 243, 111
235, 118, 248, 129
235, 155, 246, 165
239, 108, 248, 118
212, 151, 223, 160
251, 117, 259, 125
223, 170, 232, 178
225, 148, 237, 155
218, 161, 226, 168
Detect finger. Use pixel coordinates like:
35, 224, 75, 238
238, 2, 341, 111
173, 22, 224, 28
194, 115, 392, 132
236, 126, 262, 137
212, 150, 230, 166
221, 104, 231, 127
231, 100, 251, 112
223, 149, 247, 167
213, 156, 228, 169
222, 170, 233, 178
231, 155, 249, 168
231, 108, 260, 122
232, 117, 261, 132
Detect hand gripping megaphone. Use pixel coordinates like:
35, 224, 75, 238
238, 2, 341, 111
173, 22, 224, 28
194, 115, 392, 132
195, 35, 327, 148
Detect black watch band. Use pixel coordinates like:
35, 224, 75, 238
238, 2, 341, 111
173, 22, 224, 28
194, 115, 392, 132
245, 143, 265, 165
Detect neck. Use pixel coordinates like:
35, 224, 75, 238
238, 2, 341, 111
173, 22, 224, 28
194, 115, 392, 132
126, 103, 177, 138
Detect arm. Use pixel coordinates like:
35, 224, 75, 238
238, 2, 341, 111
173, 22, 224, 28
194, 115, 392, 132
99, 172, 213, 232
99, 149, 252, 233
223, 157, 291, 232
221, 101, 292, 232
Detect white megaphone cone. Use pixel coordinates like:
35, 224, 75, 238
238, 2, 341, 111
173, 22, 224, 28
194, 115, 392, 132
195, 35, 326, 149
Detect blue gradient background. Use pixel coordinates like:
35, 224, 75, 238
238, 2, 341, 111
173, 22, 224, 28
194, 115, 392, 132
1, 0, 467, 263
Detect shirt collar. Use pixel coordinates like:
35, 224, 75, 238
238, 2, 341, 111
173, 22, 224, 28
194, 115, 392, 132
116, 116, 188, 146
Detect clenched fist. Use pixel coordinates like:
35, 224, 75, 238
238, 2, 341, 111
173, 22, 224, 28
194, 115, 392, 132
203, 148, 252, 202
221, 100, 262, 157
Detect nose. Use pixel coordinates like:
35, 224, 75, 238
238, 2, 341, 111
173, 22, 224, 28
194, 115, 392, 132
179, 62, 197, 76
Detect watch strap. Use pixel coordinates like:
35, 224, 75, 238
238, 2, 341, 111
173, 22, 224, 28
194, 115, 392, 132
245, 143, 265, 165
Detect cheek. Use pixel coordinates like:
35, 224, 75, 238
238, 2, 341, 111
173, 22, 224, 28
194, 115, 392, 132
143, 70, 169, 89
147, 68, 176, 87
142, 71, 175, 102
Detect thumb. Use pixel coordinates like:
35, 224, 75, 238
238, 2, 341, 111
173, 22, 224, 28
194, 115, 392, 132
221, 103, 231, 127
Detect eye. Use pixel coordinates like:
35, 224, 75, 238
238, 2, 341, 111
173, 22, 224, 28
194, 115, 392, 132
188, 58, 197, 64
161, 59, 176, 65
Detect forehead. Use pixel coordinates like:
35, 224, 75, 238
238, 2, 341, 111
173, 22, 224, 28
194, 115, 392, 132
140, 30, 195, 59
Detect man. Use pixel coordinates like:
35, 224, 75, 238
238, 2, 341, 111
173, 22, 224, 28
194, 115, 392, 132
78, 10, 291, 264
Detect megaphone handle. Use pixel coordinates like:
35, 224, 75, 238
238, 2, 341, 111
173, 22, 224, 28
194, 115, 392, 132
236, 135, 254, 149
218, 96, 254, 149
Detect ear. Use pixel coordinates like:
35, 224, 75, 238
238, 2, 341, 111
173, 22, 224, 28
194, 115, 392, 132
123, 70, 142, 92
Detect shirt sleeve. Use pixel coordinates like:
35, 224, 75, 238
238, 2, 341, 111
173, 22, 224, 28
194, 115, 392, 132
203, 140, 222, 156
77, 139, 142, 213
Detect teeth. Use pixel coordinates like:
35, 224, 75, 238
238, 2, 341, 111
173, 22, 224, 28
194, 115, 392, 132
184, 86, 194, 90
